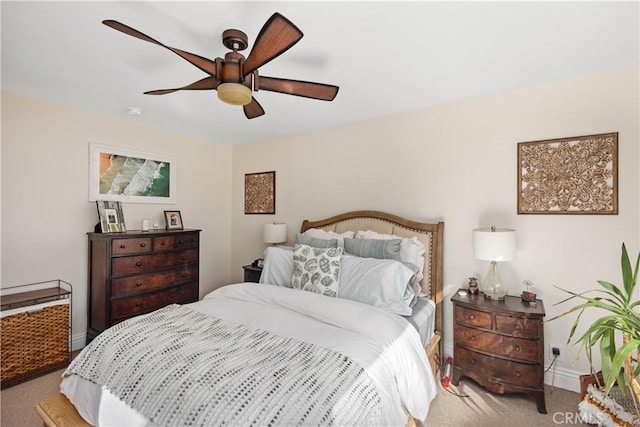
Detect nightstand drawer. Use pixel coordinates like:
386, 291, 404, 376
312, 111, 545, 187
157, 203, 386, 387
454, 306, 492, 329
455, 345, 540, 388
495, 314, 541, 338
455, 324, 540, 362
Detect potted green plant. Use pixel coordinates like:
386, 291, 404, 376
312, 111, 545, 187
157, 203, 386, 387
551, 243, 640, 415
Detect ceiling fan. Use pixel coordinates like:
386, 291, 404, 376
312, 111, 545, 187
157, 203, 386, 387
102, 13, 339, 119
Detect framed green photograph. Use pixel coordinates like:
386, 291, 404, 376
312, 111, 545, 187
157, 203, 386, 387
90, 143, 176, 204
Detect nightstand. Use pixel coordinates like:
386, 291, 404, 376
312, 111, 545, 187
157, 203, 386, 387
451, 290, 546, 413
242, 265, 263, 283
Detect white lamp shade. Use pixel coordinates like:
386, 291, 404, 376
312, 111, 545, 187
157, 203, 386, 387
263, 223, 287, 244
473, 228, 516, 261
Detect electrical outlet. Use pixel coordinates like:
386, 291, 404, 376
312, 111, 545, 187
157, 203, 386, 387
549, 343, 564, 362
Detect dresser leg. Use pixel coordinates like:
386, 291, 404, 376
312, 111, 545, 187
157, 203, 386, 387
535, 391, 547, 414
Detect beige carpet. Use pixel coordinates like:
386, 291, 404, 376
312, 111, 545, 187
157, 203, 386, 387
1, 368, 588, 427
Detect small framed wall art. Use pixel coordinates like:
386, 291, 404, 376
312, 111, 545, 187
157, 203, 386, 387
96, 201, 126, 233
517, 132, 618, 215
244, 171, 276, 214
164, 210, 184, 230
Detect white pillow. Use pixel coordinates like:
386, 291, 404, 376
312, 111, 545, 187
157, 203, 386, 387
302, 228, 354, 249
259, 246, 293, 287
292, 244, 342, 297
339, 254, 416, 316
355, 230, 426, 283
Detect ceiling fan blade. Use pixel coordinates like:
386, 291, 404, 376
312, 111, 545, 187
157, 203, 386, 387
102, 20, 217, 76
144, 76, 219, 95
243, 98, 265, 119
242, 13, 303, 76
258, 76, 339, 101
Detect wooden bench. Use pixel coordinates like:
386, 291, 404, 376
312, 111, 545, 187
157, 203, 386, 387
34, 393, 90, 427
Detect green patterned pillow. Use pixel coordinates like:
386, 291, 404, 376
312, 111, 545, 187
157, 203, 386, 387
294, 233, 339, 248
343, 237, 402, 260
292, 244, 343, 297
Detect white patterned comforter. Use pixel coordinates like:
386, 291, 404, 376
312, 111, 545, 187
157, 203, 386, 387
61, 283, 438, 426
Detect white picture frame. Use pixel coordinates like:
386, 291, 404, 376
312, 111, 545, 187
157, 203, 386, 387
89, 143, 176, 204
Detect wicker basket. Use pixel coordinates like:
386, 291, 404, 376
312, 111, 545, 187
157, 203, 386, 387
1, 302, 70, 389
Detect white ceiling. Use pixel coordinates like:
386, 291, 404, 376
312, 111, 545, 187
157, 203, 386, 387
2, 1, 638, 145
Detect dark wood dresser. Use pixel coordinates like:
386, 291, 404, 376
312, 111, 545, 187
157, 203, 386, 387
87, 229, 201, 343
451, 290, 546, 413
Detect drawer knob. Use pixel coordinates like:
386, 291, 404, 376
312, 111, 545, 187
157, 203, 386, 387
470, 358, 476, 364
161, 241, 167, 246
469, 315, 474, 320
470, 336, 475, 341
120, 244, 126, 249
136, 261, 142, 267
135, 302, 142, 307
135, 282, 142, 287
516, 371, 521, 377
181, 256, 187, 261
181, 273, 188, 278
178, 239, 185, 244
514, 345, 521, 352
140, 243, 146, 248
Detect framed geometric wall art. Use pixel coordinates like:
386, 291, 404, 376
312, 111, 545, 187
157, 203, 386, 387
517, 132, 618, 215
244, 171, 276, 214
89, 143, 176, 204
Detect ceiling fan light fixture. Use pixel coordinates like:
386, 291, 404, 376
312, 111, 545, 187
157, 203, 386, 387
217, 83, 252, 106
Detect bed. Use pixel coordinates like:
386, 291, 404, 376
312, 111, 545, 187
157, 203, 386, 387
36, 210, 444, 427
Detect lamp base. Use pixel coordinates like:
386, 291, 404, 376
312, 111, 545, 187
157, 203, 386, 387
483, 291, 506, 301
480, 261, 508, 300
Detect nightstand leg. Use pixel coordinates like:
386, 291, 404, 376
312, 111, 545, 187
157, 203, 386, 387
535, 391, 547, 414
451, 366, 461, 386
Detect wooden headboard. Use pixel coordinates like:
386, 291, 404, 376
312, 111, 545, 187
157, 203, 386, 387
301, 210, 444, 366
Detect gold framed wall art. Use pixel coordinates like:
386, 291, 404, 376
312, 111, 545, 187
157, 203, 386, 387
244, 171, 276, 214
517, 132, 618, 215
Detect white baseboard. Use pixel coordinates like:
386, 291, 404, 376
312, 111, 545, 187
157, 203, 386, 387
443, 341, 582, 393
71, 332, 86, 352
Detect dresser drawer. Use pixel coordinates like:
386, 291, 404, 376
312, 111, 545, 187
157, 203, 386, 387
455, 324, 540, 363
175, 232, 199, 249
111, 283, 199, 319
112, 238, 152, 255
111, 265, 199, 297
455, 306, 492, 329
495, 314, 541, 338
455, 345, 540, 388
111, 249, 198, 276
153, 235, 174, 251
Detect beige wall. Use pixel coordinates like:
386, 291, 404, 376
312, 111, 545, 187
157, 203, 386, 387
232, 66, 640, 390
1, 92, 233, 349
1, 66, 637, 391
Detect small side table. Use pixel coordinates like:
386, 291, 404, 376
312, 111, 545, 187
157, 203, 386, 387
451, 290, 546, 413
242, 265, 263, 283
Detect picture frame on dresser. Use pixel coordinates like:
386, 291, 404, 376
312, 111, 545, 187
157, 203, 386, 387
96, 201, 126, 233
164, 210, 183, 230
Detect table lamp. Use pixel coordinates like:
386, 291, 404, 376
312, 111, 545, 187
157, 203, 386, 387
473, 226, 516, 300
263, 222, 287, 245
